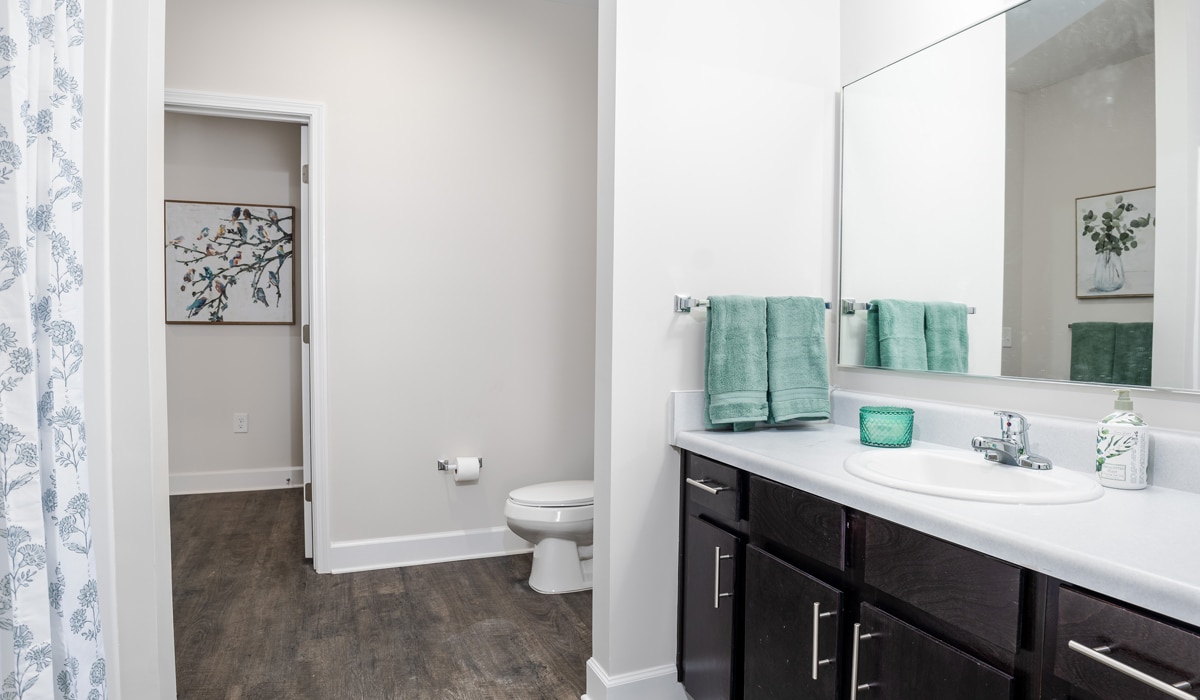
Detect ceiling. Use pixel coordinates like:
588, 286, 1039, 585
1006, 0, 1155, 94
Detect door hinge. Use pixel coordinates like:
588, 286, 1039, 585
302, 323, 310, 344
304, 482, 312, 502
302, 164, 309, 184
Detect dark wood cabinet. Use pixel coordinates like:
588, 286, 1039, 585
679, 450, 1200, 700
1052, 587, 1200, 700
681, 515, 742, 700
743, 545, 842, 699
854, 603, 1014, 700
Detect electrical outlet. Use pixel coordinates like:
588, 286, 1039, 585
233, 413, 249, 433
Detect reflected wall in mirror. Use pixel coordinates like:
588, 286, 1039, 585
839, 0, 1200, 391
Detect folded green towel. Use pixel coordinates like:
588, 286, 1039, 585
1069, 322, 1116, 383
705, 295, 768, 430
1112, 322, 1153, 386
875, 299, 928, 370
924, 302, 969, 372
765, 296, 829, 422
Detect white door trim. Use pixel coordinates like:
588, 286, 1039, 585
164, 89, 333, 573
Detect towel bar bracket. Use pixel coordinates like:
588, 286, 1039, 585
674, 293, 834, 314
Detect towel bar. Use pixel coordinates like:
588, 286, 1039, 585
674, 294, 832, 314
839, 298, 976, 315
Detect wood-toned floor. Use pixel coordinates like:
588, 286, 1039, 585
171, 489, 592, 699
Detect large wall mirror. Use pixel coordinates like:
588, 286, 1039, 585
839, 0, 1200, 391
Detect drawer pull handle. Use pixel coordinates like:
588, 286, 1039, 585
687, 477, 729, 495
1068, 640, 1197, 700
850, 623, 876, 699
811, 602, 836, 680
713, 546, 733, 609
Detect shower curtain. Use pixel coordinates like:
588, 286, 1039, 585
0, 1, 106, 698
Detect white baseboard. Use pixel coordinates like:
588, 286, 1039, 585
326, 525, 533, 574
169, 466, 304, 495
582, 658, 686, 700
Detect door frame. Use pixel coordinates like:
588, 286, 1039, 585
164, 90, 332, 572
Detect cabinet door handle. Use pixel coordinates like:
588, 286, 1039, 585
1068, 640, 1197, 700
713, 546, 733, 609
811, 602, 836, 680
687, 477, 729, 495
850, 623, 875, 699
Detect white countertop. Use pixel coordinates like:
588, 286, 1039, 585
675, 423, 1200, 628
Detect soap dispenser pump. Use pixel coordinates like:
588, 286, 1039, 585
1095, 389, 1149, 489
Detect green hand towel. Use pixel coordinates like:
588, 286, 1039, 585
924, 302, 969, 372
1069, 322, 1116, 383
876, 300, 928, 370
765, 296, 830, 422
705, 295, 768, 430
1112, 322, 1153, 386
864, 302, 881, 367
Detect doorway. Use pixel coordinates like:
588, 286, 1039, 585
164, 91, 330, 570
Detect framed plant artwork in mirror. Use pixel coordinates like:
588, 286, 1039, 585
1076, 187, 1155, 299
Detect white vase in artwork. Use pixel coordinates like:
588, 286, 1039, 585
1093, 251, 1125, 292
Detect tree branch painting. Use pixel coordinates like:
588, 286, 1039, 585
164, 200, 295, 323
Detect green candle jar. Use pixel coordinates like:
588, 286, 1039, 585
859, 406, 914, 448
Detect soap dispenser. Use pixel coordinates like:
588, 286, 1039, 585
1095, 389, 1149, 489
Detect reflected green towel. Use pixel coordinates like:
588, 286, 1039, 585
705, 295, 768, 430
924, 302, 969, 372
875, 300, 928, 370
765, 296, 829, 422
1113, 322, 1153, 386
1069, 322, 1116, 383
864, 303, 881, 367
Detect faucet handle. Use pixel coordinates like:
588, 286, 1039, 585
993, 411, 1029, 442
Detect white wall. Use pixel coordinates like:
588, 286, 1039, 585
84, 0, 178, 697
164, 114, 304, 492
166, 0, 598, 567
839, 16, 1006, 375
838, 0, 1200, 431
1153, 0, 1200, 389
1015, 54, 1155, 381
591, 0, 840, 695
1001, 90, 1026, 376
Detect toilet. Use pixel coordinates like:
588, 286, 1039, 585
504, 480, 594, 594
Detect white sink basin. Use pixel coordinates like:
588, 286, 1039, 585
844, 449, 1104, 504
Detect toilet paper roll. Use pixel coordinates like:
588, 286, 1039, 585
452, 457, 480, 482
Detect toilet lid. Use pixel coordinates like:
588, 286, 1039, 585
508, 480, 594, 507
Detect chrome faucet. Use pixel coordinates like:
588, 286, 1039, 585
971, 411, 1052, 470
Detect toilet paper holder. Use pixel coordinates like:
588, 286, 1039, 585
437, 458, 484, 472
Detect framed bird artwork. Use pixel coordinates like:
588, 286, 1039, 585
164, 200, 296, 324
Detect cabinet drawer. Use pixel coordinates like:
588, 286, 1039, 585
748, 476, 844, 571
863, 516, 1021, 665
1054, 587, 1200, 700
684, 453, 743, 523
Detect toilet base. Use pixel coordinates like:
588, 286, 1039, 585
528, 537, 593, 594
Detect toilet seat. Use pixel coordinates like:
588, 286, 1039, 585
508, 480, 593, 508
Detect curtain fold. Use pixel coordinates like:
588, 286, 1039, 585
0, 1, 105, 698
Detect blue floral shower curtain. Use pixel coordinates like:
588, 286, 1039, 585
0, 0, 106, 698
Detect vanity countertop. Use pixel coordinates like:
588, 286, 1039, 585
675, 423, 1200, 628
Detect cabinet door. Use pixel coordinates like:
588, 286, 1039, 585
682, 515, 742, 700
743, 546, 842, 700
853, 603, 1013, 700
